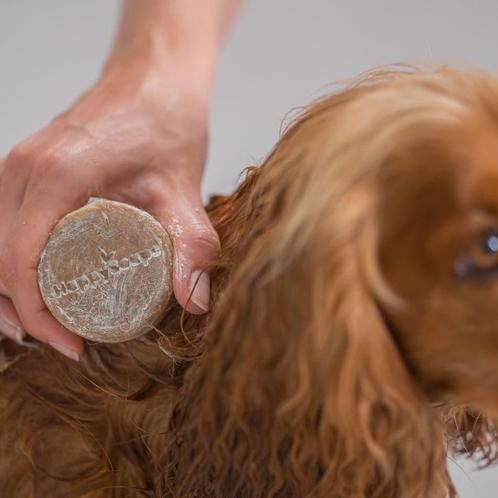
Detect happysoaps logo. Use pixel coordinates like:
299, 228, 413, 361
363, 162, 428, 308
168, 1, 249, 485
51, 245, 162, 299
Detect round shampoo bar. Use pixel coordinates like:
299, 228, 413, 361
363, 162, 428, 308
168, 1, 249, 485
37, 199, 173, 343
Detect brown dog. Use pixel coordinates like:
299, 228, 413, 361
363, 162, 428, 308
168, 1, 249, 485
1, 66, 498, 497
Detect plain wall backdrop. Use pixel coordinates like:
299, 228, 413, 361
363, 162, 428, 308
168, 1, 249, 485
1, 1, 498, 496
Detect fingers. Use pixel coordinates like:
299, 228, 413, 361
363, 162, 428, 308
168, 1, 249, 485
1, 180, 85, 361
0, 296, 25, 343
9, 265, 83, 361
0, 159, 74, 352
152, 190, 220, 314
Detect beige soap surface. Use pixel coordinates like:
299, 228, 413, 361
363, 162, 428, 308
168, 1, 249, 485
37, 199, 173, 343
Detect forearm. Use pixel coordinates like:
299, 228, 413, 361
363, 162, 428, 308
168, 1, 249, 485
103, 0, 242, 95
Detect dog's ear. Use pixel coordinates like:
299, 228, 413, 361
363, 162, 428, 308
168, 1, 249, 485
297, 212, 451, 498
443, 406, 498, 467
163, 174, 452, 497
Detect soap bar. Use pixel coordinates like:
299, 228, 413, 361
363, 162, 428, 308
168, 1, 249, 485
37, 199, 173, 343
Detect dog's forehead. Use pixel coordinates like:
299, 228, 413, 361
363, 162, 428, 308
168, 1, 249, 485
458, 125, 498, 213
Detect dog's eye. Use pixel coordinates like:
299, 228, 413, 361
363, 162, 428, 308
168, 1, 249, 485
455, 230, 498, 278
481, 231, 498, 254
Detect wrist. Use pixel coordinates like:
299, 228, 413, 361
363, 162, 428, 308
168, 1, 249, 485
101, 31, 216, 109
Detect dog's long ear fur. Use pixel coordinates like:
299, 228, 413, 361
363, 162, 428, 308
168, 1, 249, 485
444, 405, 498, 467
161, 73, 452, 498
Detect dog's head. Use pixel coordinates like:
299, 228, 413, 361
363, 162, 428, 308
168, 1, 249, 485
376, 81, 498, 419
167, 67, 498, 497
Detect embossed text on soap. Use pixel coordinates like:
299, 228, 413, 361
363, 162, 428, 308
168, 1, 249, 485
50, 245, 162, 299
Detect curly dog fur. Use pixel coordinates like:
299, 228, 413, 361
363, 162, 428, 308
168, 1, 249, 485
2, 66, 498, 497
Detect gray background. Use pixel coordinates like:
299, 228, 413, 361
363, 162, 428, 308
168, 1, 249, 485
1, 1, 498, 496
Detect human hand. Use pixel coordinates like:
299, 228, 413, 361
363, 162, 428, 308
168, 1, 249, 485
0, 58, 220, 360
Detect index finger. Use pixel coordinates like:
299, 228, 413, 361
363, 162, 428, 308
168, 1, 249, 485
6, 188, 85, 360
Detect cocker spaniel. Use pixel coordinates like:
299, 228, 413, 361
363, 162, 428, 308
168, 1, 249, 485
1, 66, 498, 497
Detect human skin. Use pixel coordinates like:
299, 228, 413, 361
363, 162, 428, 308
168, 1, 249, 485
0, 0, 242, 360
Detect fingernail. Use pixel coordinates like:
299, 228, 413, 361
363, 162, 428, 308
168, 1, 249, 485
49, 342, 81, 362
0, 315, 25, 343
189, 270, 210, 312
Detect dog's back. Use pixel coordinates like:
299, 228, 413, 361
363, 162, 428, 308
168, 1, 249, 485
0, 335, 176, 497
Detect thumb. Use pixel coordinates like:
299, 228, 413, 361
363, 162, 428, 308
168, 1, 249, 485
154, 192, 220, 314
